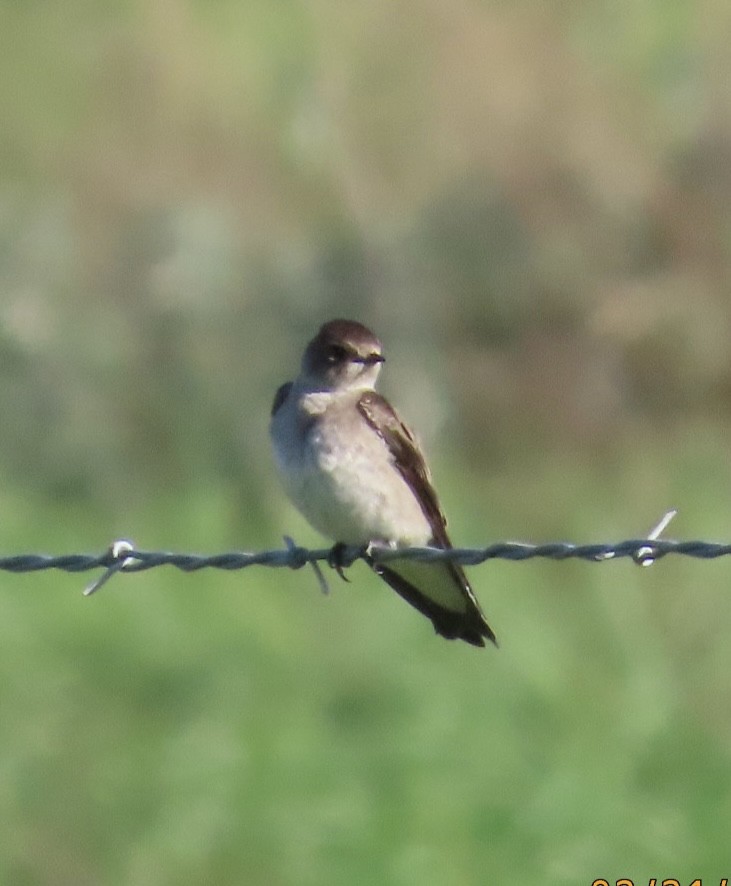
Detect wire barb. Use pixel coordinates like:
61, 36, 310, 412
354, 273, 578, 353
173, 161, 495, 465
633, 509, 678, 566
591, 509, 678, 565
83, 539, 136, 596
284, 535, 330, 596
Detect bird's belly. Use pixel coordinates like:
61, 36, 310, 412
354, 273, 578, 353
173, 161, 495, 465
276, 426, 430, 546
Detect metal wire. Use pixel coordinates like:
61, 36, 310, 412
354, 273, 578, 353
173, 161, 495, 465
0, 508, 723, 595
3, 537, 731, 581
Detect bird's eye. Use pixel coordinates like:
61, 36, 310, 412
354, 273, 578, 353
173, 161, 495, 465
326, 344, 348, 364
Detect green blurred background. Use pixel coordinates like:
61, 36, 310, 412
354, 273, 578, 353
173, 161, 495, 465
2, 1, 730, 883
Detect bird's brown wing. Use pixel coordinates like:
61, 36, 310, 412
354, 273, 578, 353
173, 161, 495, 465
357, 391, 496, 646
357, 391, 450, 547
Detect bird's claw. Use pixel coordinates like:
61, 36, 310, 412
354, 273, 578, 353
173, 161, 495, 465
327, 542, 352, 582
327, 542, 371, 581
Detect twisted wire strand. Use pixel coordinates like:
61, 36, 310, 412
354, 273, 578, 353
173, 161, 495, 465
2, 537, 731, 579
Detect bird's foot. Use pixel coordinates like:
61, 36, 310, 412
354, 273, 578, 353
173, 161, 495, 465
327, 542, 370, 581
327, 542, 353, 582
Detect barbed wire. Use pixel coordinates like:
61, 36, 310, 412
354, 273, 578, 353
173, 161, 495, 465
1, 510, 730, 596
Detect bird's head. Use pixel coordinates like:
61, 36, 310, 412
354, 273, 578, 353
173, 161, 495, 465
301, 319, 385, 392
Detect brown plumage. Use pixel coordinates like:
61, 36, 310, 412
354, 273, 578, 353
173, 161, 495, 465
270, 319, 497, 647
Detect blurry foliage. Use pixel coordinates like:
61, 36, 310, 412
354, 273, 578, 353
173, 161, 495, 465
1, 0, 731, 510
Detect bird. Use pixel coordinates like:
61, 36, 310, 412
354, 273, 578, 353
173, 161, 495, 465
269, 319, 496, 647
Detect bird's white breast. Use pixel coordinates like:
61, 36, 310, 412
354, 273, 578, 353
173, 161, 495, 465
270, 388, 430, 545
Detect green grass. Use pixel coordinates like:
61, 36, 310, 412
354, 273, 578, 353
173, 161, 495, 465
1, 436, 730, 885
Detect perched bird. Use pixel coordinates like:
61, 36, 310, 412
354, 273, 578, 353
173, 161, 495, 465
269, 319, 496, 647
